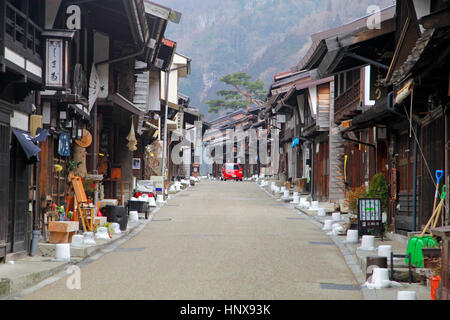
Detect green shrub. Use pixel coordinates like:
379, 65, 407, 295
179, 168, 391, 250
367, 173, 389, 212
345, 185, 368, 214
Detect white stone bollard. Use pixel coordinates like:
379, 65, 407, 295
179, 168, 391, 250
359, 235, 375, 250
378, 245, 392, 258
332, 212, 341, 221
346, 229, 359, 243
95, 227, 110, 240
317, 208, 327, 217
129, 211, 139, 222
55, 243, 71, 261
83, 232, 96, 245
111, 223, 121, 235
397, 291, 416, 300
291, 196, 300, 204
71, 235, 84, 247
371, 268, 390, 288
323, 220, 333, 231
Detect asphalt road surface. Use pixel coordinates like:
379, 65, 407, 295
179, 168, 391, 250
22, 180, 362, 300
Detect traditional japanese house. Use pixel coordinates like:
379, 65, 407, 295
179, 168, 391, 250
205, 106, 264, 178
384, 0, 450, 234
266, 70, 335, 200
0, 0, 46, 260
295, 5, 397, 207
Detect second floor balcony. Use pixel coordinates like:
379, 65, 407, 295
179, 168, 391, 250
1, 0, 43, 81
334, 79, 361, 124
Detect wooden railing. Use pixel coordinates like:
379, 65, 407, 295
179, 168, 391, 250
335, 80, 361, 122
4, 1, 42, 62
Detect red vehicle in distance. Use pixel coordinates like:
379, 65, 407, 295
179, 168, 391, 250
221, 163, 243, 181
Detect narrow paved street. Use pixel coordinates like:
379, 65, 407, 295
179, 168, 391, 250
22, 181, 362, 300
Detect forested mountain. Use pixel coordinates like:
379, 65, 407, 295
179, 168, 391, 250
162, 0, 395, 119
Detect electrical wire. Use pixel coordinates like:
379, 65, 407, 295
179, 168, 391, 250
402, 104, 436, 187
402, 104, 449, 214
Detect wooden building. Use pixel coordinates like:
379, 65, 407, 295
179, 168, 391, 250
0, 0, 46, 261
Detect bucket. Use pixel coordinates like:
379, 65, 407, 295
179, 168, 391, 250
311, 201, 319, 209
317, 208, 326, 217
332, 212, 341, 221
148, 197, 156, 207
378, 245, 392, 258
55, 243, 71, 261
397, 291, 416, 300
71, 235, 84, 247
323, 220, 333, 231
346, 230, 359, 243
293, 192, 299, 198
129, 211, 139, 222
283, 190, 290, 198
291, 196, 300, 204
430, 275, 441, 300
360, 235, 375, 251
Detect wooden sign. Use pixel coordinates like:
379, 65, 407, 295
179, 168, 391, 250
75, 129, 92, 148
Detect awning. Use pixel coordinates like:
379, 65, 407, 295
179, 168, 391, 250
109, 93, 145, 117
350, 97, 396, 128
68, 104, 90, 121
295, 76, 334, 91
12, 128, 41, 162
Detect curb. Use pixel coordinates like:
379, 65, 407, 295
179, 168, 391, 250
292, 204, 378, 300
258, 182, 377, 300
2, 219, 144, 300
3, 181, 198, 300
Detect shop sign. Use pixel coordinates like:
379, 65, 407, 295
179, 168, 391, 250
58, 131, 71, 156
45, 39, 63, 87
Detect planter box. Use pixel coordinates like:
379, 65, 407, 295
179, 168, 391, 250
48, 221, 79, 244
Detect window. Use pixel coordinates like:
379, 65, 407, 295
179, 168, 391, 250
225, 164, 240, 170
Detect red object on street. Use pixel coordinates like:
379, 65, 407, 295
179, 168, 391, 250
221, 163, 243, 181
430, 275, 441, 300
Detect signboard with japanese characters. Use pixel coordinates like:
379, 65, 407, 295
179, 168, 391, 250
45, 39, 63, 88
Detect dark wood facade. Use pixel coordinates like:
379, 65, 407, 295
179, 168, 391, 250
0, 0, 45, 260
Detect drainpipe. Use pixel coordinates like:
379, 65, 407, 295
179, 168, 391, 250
446, 108, 449, 226
387, 90, 421, 230
310, 142, 315, 200
95, 36, 152, 67
341, 132, 377, 176
412, 122, 419, 231
31, 91, 41, 256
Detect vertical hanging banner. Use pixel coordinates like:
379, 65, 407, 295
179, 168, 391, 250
58, 131, 71, 156
89, 65, 100, 112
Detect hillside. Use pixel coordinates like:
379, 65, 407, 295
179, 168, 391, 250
162, 0, 395, 120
